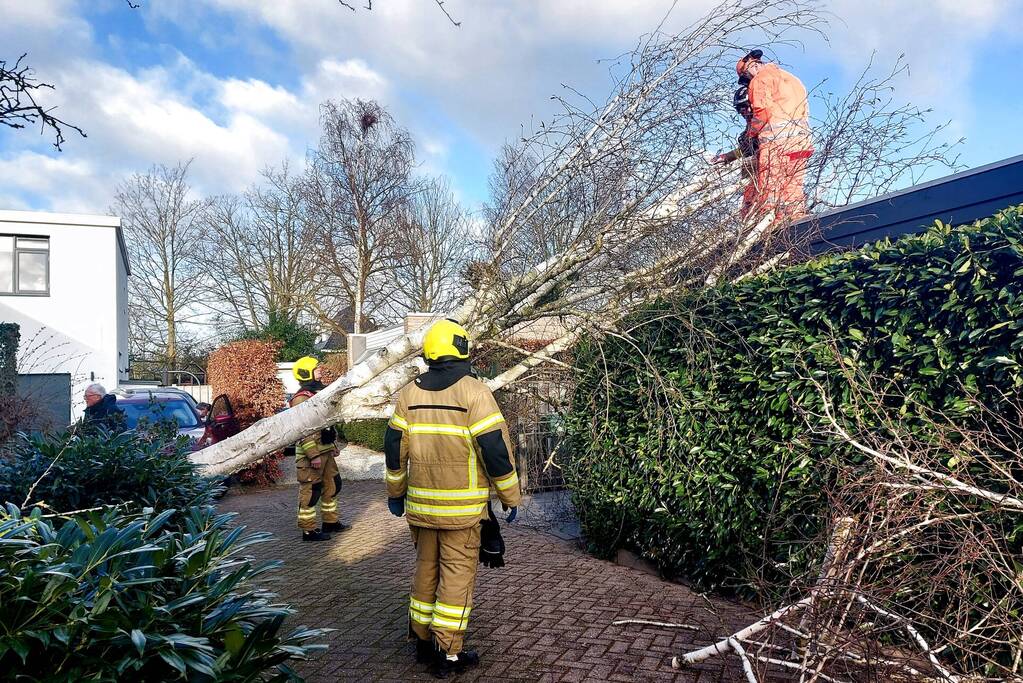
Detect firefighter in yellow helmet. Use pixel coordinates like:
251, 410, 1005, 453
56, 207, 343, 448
385, 319, 521, 677
288, 356, 347, 542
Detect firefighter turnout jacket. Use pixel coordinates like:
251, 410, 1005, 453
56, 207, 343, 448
291, 383, 342, 530
385, 361, 521, 527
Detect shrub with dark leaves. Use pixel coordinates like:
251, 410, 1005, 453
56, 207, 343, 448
339, 419, 387, 452
0, 426, 220, 517
567, 206, 1023, 593
0, 504, 327, 681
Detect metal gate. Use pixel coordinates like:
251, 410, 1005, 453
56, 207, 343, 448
500, 368, 572, 493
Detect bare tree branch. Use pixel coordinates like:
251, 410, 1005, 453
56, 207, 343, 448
0, 54, 85, 150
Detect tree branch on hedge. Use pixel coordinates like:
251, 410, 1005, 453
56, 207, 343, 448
813, 378, 1023, 513
854, 595, 960, 683
729, 637, 761, 683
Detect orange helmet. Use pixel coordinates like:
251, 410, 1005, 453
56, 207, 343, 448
736, 48, 764, 77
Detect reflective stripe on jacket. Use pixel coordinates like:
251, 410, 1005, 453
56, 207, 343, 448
290, 389, 332, 462
747, 63, 812, 152
385, 374, 522, 530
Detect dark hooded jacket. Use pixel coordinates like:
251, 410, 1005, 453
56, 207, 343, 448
83, 394, 126, 433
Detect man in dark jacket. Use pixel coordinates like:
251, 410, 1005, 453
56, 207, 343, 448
82, 383, 125, 433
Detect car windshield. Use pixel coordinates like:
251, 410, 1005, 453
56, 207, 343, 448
120, 399, 199, 429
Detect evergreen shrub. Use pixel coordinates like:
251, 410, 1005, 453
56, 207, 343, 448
0, 427, 219, 518
0, 504, 326, 681
340, 419, 388, 452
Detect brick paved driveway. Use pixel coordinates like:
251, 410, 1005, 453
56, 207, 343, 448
218, 481, 766, 682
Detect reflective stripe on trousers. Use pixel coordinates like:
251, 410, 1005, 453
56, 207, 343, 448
408, 524, 481, 654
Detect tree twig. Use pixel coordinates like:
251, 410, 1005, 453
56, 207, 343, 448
613, 618, 699, 631
729, 638, 760, 683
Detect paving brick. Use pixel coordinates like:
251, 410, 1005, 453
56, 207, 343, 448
217, 481, 759, 681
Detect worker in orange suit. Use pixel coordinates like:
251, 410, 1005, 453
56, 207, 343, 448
737, 49, 813, 222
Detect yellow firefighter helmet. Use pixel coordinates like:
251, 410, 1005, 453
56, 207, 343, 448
293, 355, 319, 382
422, 319, 470, 362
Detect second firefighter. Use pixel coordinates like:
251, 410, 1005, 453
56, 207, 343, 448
289, 356, 348, 542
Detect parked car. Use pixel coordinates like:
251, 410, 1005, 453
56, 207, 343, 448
114, 390, 205, 443
194, 394, 241, 449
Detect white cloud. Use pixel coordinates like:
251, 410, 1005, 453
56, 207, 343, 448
194, 0, 715, 149
819, 0, 1022, 138
3, 0, 1021, 216
185, 0, 1022, 172
220, 79, 301, 118
1, 46, 389, 211
39, 58, 293, 202
0, 152, 106, 214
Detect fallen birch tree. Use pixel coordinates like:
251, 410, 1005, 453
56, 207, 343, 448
194, 0, 956, 476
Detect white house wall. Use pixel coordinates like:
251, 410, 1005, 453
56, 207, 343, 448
0, 210, 128, 421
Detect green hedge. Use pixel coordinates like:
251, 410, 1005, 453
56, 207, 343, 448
566, 206, 1023, 593
0, 323, 18, 398
340, 419, 388, 452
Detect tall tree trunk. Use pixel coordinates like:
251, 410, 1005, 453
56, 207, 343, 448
165, 277, 177, 370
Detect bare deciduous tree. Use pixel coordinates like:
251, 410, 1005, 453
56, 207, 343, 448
115, 161, 207, 372
305, 99, 415, 335
194, 0, 953, 493
203, 163, 316, 333
385, 176, 473, 315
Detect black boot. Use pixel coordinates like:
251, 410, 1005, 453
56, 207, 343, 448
321, 521, 349, 533
415, 638, 434, 664
302, 529, 331, 542
433, 650, 480, 678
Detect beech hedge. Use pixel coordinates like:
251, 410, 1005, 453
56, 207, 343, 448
565, 206, 1023, 592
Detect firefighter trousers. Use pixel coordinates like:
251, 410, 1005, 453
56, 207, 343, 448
408, 524, 481, 654
296, 455, 341, 531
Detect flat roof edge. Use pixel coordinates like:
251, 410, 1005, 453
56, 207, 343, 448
0, 209, 121, 228
794, 153, 1023, 227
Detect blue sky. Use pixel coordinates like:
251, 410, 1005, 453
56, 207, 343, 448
2, 0, 1021, 215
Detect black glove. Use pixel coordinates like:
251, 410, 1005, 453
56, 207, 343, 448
479, 503, 506, 569
283, 445, 296, 458
388, 496, 405, 517
320, 426, 337, 444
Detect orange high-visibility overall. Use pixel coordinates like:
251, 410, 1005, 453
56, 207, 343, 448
746, 63, 813, 222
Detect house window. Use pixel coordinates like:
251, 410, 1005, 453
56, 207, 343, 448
0, 235, 49, 295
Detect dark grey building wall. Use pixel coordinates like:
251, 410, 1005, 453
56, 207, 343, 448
794, 154, 1023, 253
16, 373, 71, 432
